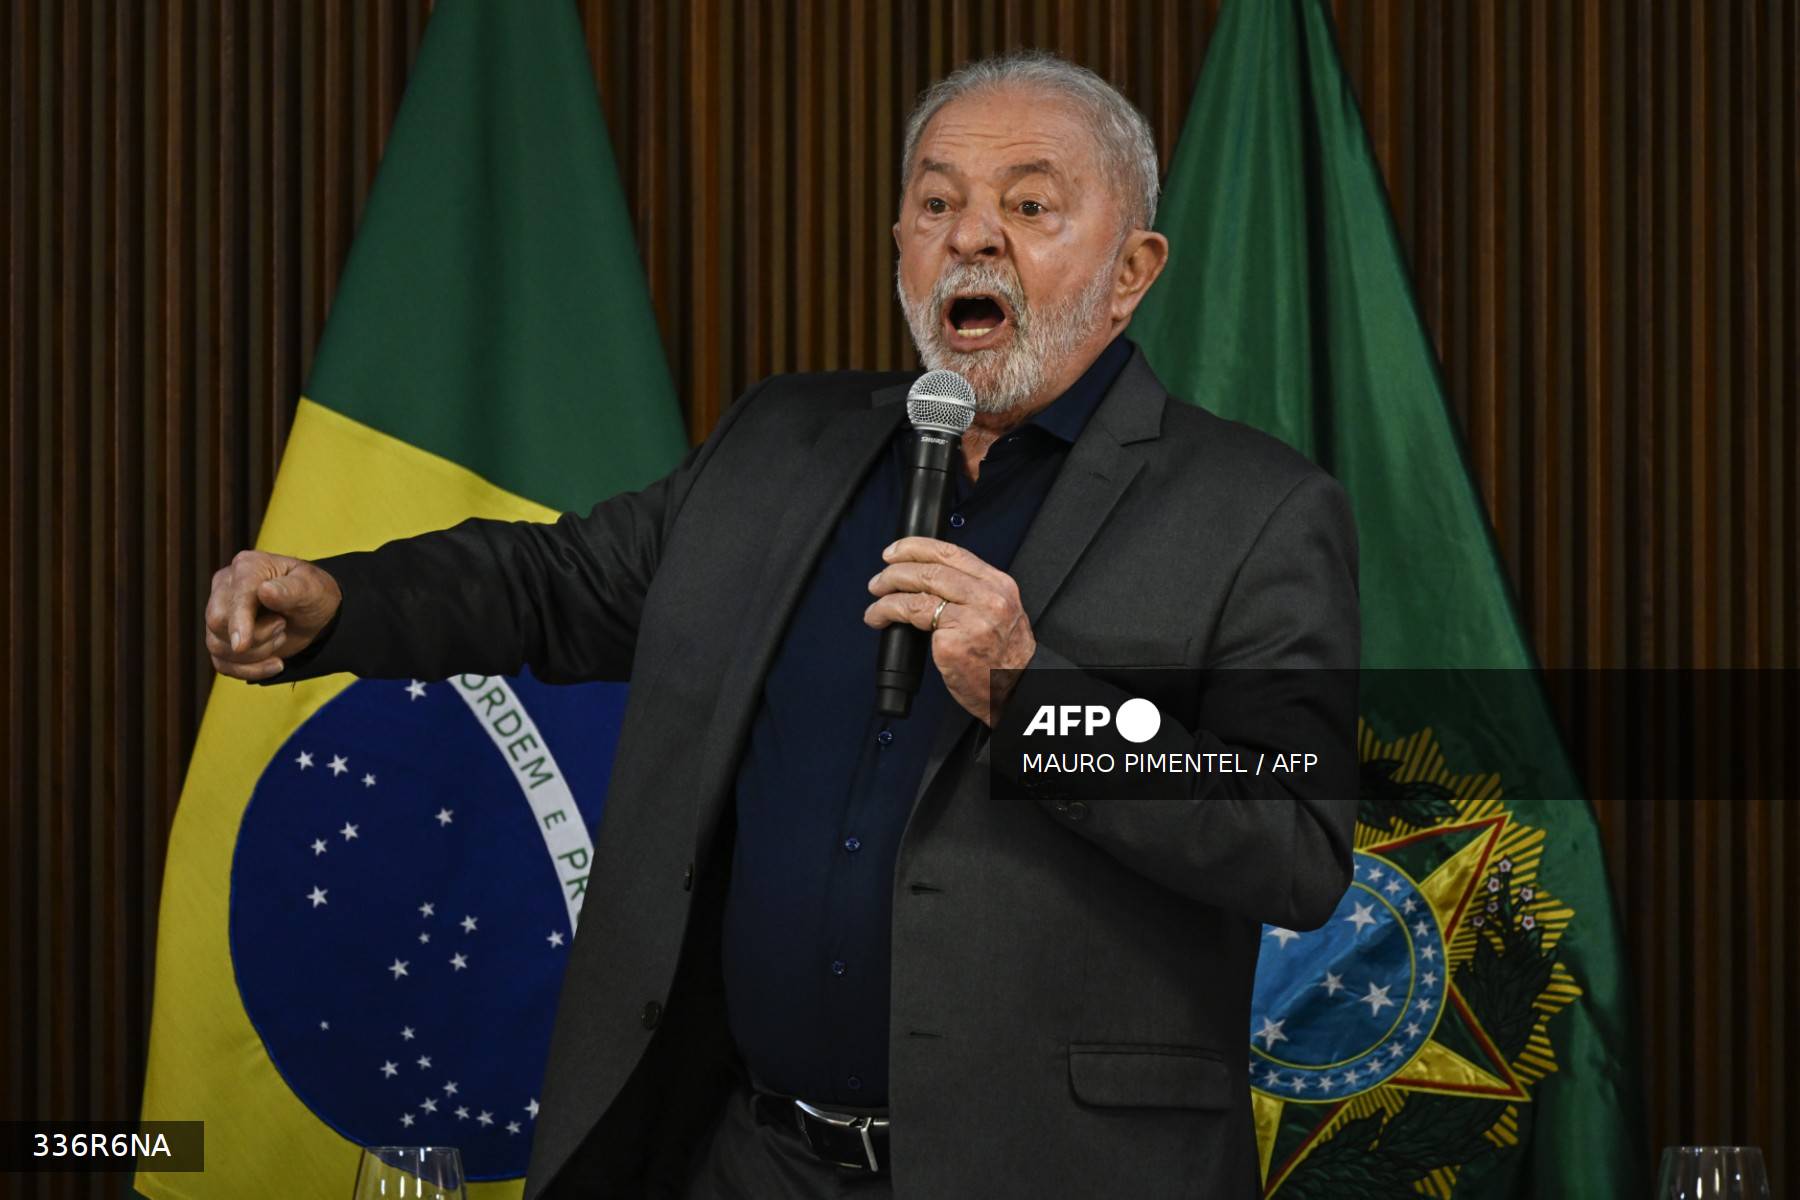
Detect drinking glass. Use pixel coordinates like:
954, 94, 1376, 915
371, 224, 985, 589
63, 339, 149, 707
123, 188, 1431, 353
351, 1145, 467, 1200
1656, 1146, 1771, 1199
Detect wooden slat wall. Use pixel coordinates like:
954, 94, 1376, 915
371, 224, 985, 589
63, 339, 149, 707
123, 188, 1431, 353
3, 2, 1794, 1197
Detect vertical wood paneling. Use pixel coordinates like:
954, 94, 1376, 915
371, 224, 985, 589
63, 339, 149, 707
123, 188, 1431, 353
2, 3, 1796, 1197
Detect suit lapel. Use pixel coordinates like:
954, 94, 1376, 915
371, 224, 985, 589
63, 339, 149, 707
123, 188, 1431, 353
691, 387, 909, 858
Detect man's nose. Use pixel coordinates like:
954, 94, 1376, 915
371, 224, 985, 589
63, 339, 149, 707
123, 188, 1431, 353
946, 204, 1003, 261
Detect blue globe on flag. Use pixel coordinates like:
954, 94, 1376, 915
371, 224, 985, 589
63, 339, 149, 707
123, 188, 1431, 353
229, 671, 624, 1179
1249, 849, 1448, 1101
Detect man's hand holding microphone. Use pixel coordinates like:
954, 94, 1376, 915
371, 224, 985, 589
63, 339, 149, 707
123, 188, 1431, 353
204, 550, 341, 681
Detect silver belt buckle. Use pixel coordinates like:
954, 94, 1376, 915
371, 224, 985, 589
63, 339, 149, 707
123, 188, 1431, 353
793, 1098, 888, 1172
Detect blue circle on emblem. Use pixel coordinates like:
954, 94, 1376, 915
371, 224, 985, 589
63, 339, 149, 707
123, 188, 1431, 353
228, 673, 623, 1178
1247, 850, 1447, 1100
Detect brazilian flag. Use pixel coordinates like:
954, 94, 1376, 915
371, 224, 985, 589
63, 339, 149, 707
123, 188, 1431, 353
1134, 1, 1645, 1196
134, 3, 685, 1196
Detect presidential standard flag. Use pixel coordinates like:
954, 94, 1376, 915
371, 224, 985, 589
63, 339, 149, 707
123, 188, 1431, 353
1133, 1, 1645, 1196
134, 3, 686, 1196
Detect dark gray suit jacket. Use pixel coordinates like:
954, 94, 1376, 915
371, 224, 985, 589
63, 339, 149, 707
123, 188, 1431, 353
277, 348, 1360, 1198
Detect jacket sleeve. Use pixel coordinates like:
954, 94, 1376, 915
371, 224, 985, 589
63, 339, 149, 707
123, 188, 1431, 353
992, 471, 1361, 930
261, 379, 770, 687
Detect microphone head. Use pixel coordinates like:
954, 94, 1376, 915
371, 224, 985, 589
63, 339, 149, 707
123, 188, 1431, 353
905, 370, 977, 435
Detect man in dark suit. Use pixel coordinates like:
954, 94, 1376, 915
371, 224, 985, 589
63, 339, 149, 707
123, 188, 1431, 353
206, 51, 1358, 1199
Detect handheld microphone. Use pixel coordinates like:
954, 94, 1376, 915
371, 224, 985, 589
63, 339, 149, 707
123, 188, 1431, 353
876, 369, 977, 718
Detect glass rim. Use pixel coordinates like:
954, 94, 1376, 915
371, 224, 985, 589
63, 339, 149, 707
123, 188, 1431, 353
357, 1144, 466, 1155
1660, 1145, 1766, 1155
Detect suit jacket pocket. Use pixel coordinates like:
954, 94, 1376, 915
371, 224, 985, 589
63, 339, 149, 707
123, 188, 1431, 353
1067, 1043, 1233, 1110
1052, 631, 1192, 669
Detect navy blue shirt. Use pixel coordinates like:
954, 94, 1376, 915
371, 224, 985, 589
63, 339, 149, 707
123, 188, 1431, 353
722, 337, 1133, 1106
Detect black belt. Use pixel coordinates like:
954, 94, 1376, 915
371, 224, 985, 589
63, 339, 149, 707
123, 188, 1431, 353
751, 1091, 891, 1173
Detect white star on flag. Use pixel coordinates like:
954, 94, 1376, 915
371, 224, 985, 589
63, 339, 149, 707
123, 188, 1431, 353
1404, 1021, 1423, 1038
1383, 878, 1403, 895
1413, 919, 1432, 937
1415, 997, 1435, 1015
1401, 897, 1418, 914
1420, 944, 1438, 961
419, 902, 435, 918
419, 932, 431, 944
1367, 866, 1385, 882
310, 838, 328, 856
1265, 927, 1300, 949
454, 1106, 470, 1120
547, 931, 565, 947
417, 1055, 432, 1070
381, 1061, 398, 1078
341, 822, 359, 841
1320, 970, 1345, 997
435, 808, 454, 827
461, 915, 478, 933
407, 680, 428, 700
296, 751, 314, 769
443, 1081, 459, 1096
506, 1121, 521, 1135
307, 887, 328, 908
1254, 1016, 1288, 1049
401, 1026, 416, 1040
421, 1098, 438, 1113
329, 755, 349, 776
477, 1111, 494, 1127
363, 773, 377, 787
450, 953, 468, 971
388, 959, 409, 980
526, 1099, 539, 1118
400, 1113, 414, 1128
320, 1021, 330, 1030
1422, 970, 1438, 987
1359, 982, 1395, 1016
1344, 901, 1378, 933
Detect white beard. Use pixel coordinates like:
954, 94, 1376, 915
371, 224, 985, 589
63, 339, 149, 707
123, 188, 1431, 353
896, 257, 1115, 414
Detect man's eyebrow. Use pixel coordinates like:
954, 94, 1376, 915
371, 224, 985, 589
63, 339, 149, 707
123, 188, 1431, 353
1000, 159, 1059, 182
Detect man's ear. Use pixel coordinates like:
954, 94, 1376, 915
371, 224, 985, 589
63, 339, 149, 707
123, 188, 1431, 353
892, 221, 903, 253
1112, 230, 1170, 322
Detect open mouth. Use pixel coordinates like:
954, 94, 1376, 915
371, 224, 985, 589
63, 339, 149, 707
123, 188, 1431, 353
942, 294, 1012, 349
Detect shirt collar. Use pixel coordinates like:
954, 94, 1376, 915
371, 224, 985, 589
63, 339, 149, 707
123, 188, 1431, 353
1025, 335, 1134, 444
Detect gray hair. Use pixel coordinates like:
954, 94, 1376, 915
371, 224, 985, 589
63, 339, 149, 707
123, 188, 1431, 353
900, 51, 1160, 232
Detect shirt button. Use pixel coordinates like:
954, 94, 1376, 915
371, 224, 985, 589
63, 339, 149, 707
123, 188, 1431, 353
843, 836, 862, 853
640, 1001, 662, 1030
948, 512, 965, 528
876, 729, 894, 746
847, 1076, 863, 1091
831, 959, 847, 976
